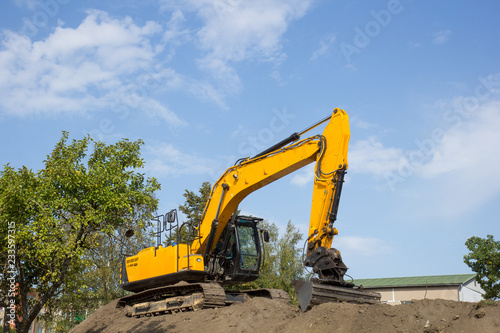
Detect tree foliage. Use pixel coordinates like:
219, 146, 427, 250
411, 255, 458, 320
172, 181, 212, 244
45, 227, 154, 332
178, 181, 212, 227
464, 234, 500, 300
254, 220, 305, 304
0, 132, 160, 333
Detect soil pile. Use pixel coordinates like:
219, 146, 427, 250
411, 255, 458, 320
70, 298, 499, 333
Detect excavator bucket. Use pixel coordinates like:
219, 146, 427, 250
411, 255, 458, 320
292, 280, 381, 311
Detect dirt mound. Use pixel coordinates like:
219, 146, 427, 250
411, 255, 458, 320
70, 298, 500, 333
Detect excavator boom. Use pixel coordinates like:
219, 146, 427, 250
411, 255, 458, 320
194, 109, 349, 256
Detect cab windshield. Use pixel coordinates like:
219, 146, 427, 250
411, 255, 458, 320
236, 224, 259, 271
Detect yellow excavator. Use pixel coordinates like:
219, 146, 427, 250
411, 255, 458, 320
117, 108, 380, 316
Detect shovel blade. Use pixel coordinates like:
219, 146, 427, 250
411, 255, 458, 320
293, 279, 381, 312
292, 280, 313, 312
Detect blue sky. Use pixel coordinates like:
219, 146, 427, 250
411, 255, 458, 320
1, 0, 499, 281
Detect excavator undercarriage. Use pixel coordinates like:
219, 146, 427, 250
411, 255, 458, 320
118, 282, 225, 317
117, 282, 290, 317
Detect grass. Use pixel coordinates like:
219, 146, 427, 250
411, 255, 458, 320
477, 299, 498, 308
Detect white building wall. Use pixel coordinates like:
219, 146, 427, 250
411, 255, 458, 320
459, 278, 485, 302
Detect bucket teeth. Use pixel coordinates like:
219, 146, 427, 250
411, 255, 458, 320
293, 280, 381, 311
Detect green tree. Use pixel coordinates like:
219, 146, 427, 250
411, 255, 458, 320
44, 227, 154, 332
178, 181, 212, 226
0, 132, 160, 333
464, 235, 500, 300
257, 221, 305, 303
172, 181, 212, 244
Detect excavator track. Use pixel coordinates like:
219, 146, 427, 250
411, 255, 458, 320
225, 288, 291, 304
261, 288, 291, 302
117, 282, 226, 317
293, 280, 381, 311
117, 283, 292, 317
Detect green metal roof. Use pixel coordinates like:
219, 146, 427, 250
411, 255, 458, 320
353, 274, 476, 288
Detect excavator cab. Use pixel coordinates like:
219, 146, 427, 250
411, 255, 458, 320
209, 216, 265, 284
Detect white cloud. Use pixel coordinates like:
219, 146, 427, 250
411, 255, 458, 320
145, 142, 217, 177
196, 56, 242, 95
0, 10, 177, 120
411, 100, 500, 218
408, 41, 421, 48
433, 29, 452, 45
230, 125, 247, 139
418, 100, 500, 178
13, 0, 37, 10
0, 10, 229, 122
162, 9, 191, 45
311, 34, 336, 60
348, 137, 406, 177
334, 235, 392, 257
195, 0, 311, 61
290, 135, 407, 187
160, 0, 313, 90
351, 117, 378, 129
285, 98, 500, 219
290, 164, 314, 187
351, 99, 500, 219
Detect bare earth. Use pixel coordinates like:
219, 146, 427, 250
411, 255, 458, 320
70, 298, 499, 333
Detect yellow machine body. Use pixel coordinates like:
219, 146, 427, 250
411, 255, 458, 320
123, 245, 204, 286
